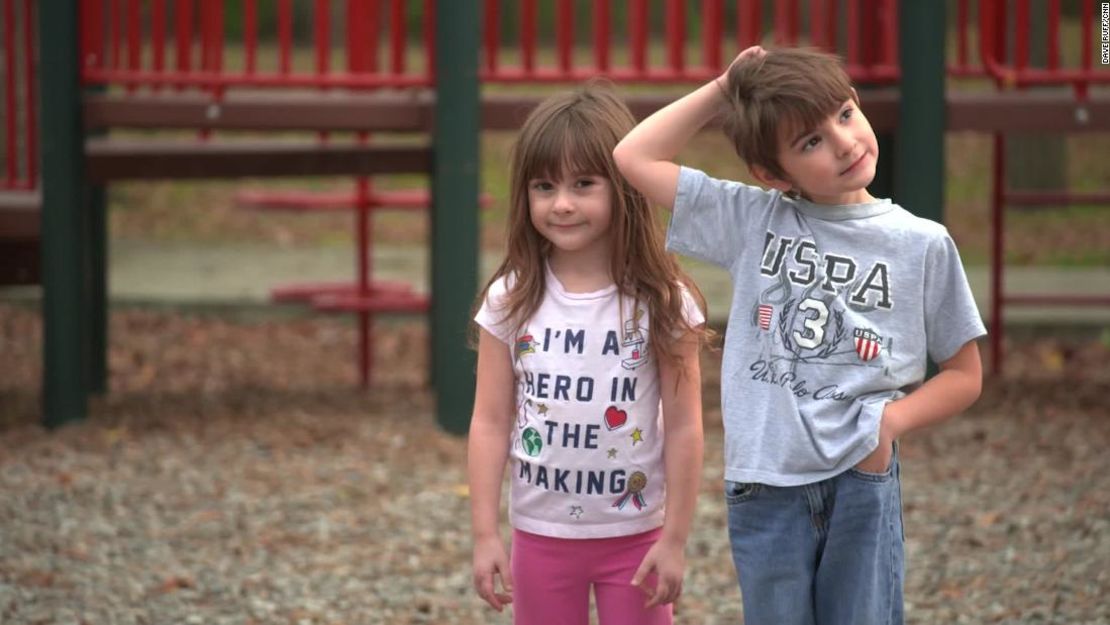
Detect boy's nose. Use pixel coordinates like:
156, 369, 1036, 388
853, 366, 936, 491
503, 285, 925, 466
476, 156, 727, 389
832, 128, 856, 156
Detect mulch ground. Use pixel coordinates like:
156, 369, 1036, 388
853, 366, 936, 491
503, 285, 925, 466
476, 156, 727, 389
1, 304, 1107, 624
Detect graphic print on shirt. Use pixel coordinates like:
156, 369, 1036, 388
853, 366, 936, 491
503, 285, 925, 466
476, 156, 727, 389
621, 309, 649, 370
513, 318, 655, 521
749, 229, 895, 400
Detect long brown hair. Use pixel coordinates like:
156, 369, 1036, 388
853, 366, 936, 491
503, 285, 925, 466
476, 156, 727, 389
475, 82, 710, 367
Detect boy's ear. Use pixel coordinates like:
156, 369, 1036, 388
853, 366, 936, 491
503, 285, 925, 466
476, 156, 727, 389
750, 164, 793, 194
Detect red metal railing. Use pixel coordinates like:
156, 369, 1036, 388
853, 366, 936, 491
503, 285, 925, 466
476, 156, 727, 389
976, 0, 1110, 373
1, 0, 36, 193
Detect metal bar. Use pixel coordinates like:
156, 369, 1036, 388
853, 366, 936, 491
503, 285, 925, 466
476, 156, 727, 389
5, 0, 16, 186
556, 0, 572, 74
432, 0, 479, 433
483, 0, 498, 73
175, 0, 192, 81
424, 0, 434, 79
390, 0, 405, 75
990, 134, 1004, 373
315, 0, 330, 75
1047, 0, 1059, 70
631, 0, 647, 74
279, 0, 292, 74
23, 0, 36, 187
152, 0, 165, 86
957, 0, 968, 68
521, 0, 535, 73
594, 0, 610, 73
245, 0, 257, 73
126, 0, 139, 92
665, 0, 684, 72
356, 175, 371, 387
1015, 0, 1029, 72
40, 0, 89, 425
110, 0, 119, 69
739, 0, 760, 50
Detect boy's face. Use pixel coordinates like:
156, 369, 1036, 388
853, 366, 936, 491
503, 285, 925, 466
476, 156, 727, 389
761, 97, 879, 205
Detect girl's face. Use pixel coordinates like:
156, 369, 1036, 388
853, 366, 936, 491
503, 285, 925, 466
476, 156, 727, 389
527, 171, 614, 261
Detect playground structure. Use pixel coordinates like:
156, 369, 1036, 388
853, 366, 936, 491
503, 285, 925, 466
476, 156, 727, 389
1, 1, 1107, 430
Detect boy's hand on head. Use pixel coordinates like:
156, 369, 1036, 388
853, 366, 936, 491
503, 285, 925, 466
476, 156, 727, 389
631, 538, 686, 608
719, 45, 767, 82
472, 535, 513, 611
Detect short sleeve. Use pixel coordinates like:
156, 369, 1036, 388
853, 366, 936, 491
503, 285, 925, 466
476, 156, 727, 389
676, 284, 706, 336
923, 230, 987, 363
666, 166, 777, 269
474, 276, 516, 345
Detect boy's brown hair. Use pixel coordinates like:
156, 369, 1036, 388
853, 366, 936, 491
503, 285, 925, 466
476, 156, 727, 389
722, 48, 857, 181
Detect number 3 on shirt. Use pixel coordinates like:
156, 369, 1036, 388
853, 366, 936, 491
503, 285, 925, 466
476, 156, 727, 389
793, 298, 829, 349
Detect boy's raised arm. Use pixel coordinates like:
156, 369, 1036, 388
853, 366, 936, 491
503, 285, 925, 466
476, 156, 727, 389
613, 46, 765, 211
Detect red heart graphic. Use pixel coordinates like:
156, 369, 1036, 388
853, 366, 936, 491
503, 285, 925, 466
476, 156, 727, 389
604, 406, 628, 430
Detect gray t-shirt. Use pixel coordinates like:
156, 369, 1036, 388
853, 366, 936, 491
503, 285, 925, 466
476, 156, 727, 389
667, 167, 986, 486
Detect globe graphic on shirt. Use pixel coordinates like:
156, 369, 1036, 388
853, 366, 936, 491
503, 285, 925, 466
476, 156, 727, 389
522, 427, 543, 457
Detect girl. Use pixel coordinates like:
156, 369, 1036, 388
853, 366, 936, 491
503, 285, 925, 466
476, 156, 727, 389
468, 84, 709, 625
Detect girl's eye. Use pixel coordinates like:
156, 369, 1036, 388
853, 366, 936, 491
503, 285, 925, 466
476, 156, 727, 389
531, 181, 553, 192
575, 178, 595, 188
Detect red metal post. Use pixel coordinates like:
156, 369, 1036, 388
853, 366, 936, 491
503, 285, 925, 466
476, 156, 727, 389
1015, 0, 1029, 72
990, 134, 1005, 373
279, 0, 292, 74
126, 0, 139, 91
1047, 0, 1059, 70
175, 0, 192, 85
594, 1, 610, 73
738, 0, 760, 50
424, 0, 434, 80
4, 0, 15, 186
556, 0, 572, 75
23, 0, 35, 188
390, 0, 405, 75
702, 0, 721, 72
152, 0, 165, 86
665, 0, 684, 73
245, 0, 257, 74
521, 0, 535, 74
631, 0, 647, 75
483, 0, 499, 73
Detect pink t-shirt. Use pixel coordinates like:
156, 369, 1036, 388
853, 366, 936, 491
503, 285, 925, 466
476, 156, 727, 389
475, 265, 704, 539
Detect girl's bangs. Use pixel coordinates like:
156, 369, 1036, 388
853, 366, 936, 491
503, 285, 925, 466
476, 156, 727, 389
521, 115, 611, 182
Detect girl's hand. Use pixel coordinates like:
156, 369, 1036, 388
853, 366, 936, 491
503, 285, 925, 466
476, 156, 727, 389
630, 537, 686, 608
472, 535, 513, 611
719, 45, 767, 82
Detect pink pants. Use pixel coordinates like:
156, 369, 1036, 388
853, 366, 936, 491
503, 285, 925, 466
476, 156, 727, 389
510, 527, 673, 625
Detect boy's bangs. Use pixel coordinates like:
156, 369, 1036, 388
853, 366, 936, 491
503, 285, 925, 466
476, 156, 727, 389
521, 115, 610, 182
775, 86, 854, 147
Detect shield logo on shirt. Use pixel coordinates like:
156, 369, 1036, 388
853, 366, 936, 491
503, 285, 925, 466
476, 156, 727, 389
854, 328, 883, 362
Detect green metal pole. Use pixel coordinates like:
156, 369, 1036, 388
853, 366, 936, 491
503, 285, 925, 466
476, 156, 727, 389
897, 1, 946, 376
432, 0, 479, 434
895, 1, 946, 224
40, 0, 88, 426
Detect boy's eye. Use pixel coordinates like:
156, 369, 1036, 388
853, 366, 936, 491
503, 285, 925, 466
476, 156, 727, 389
840, 107, 854, 121
802, 136, 821, 151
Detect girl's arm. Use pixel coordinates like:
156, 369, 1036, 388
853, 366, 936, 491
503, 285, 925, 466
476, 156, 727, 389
467, 328, 517, 611
857, 340, 984, 473
613, 46, 765, 210
631, 331, 704, 607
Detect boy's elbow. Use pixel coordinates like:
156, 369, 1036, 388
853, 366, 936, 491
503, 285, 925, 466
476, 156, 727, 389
612, 142, 633, 174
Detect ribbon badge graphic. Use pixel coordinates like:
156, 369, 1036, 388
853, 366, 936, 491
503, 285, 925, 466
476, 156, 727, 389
612, 471, 648, 511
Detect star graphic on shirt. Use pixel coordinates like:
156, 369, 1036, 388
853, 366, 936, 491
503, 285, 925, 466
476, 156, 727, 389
630, 428, 644, 445
537, 403, 549, 415
569, 505, 584, 519
607, 448, 618, 459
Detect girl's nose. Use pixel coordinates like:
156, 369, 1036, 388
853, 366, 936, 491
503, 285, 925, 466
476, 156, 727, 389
553, 189, 574, 213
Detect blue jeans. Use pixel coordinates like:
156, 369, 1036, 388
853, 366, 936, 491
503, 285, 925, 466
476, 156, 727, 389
725, 446, 904, 625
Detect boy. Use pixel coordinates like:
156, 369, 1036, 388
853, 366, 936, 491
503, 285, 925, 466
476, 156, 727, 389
613, 47, 985, 624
